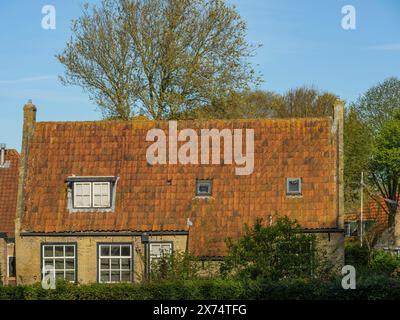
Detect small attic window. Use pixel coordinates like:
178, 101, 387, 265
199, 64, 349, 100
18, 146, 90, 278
286, 178, 302, 196
196, 180, 212, 197
73, 182, 111, 208
66, 176, 118, 212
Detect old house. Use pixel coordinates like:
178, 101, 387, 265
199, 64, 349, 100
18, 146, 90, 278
15, 101, 344, 285
345, 199, 389, 238
0, 144, 19, 285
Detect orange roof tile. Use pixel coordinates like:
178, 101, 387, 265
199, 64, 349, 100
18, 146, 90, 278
21, 118, 339, 256
0, 149, 19, 237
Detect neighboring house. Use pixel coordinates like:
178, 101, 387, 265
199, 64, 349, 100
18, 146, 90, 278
0, 144, 19, 285
345, 199, 389, 239
15, 101, 345, 285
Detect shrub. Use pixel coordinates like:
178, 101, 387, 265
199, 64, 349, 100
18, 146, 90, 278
368, 250, 400, 277
344, 241, 370, 267
150, 251, 207, 281
221, 217, 318, 281
1, 276, 400, 300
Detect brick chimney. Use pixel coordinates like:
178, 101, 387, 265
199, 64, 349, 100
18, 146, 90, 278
334, 100, 344, 230
22, 100, 37, 150
15, 100, 37, 226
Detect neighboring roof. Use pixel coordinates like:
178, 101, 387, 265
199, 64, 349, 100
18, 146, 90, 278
0, 149, 19, 237
345, 198, 389, 232
21, 118, 339, 256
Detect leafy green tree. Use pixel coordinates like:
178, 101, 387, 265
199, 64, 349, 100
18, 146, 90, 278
221, 217, 318, 281
346, 77, 400, 228
354, 77, 400, 133
58, 0, 261, 120
344, 107, 373, 211
369, 111, 400, 227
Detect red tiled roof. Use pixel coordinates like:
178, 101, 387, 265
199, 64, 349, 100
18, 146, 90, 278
21, 118, 339, 256
345, 198, 389, 232
0, 149, 19, 237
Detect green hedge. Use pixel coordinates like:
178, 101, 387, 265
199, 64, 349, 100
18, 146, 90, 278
0, 276, 399, 300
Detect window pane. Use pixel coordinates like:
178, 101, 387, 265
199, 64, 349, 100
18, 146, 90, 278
65, 271, 75, 282
111, 246, 120, 256
197, 180, 212, 195
55, 271, 64, 280
100, 258, 110, 269
44, 259, 54, 268
199, 185, 209, 193
150, 244, 161, 256
287, 178, 301, 193
93, 195, 102, 207
82, 195, 91, 207
55, 246, 64, 257
65, 259, 75, 270
44, 246, 54, 257
121, 258, 131, 270
121, 246, 131, 256
111, 271, 120, 282
101, 246, 110, 257
121, 271, 131, 282
74, 182, 91, 207
100, 271, 110, 283
65, 246, 74, 257
8, 257, 16, 277
93, 182, 110, 207
55, 259, 64, 269
161, 244, 172, 256
111, 258, 120, 269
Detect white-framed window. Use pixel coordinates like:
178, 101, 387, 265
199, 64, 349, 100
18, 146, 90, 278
93, 182, 111, 207
42, 244, 76, 282
7, 256, 16, 277
73, 181, 111, 209
74, 182, 92, 208
196, 180, 212, 197
150, 242, 173, 265
98, 244, 132, 283
286, 178, 302, 195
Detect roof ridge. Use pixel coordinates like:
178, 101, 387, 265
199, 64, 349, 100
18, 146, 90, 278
36, 116, 332, 126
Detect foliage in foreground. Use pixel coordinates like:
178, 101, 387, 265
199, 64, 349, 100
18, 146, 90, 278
345, 240, 400, 279
2, 276, 400, 300
221, 217, 320, 281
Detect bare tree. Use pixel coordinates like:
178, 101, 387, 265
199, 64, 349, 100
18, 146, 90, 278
57, 0, 261, 120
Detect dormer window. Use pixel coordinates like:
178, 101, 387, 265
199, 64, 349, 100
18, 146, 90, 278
67, 177, 118, 212
73, 182, 111, 208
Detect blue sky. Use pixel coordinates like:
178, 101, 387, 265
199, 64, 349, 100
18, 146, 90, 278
0, 0, 399, 151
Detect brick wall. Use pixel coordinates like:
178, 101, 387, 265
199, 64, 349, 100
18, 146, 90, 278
16, 234, 187, 285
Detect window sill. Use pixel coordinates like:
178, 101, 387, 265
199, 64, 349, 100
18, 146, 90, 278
285, 194, 303, 198
68, 207, 115, 213
193, 195, 214, 200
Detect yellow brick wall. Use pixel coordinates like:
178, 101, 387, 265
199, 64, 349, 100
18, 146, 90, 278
16, 234, 187, 285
